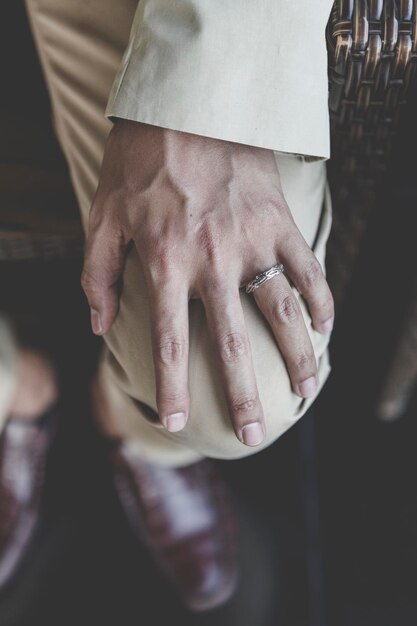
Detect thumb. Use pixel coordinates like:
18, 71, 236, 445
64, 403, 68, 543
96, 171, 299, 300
81, 217, 128, 335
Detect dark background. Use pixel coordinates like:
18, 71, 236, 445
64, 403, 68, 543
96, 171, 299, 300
1, 3, 417, 625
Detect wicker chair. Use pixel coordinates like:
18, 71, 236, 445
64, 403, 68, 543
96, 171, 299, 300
326, 0, 417, 419
327, 0, 417, 305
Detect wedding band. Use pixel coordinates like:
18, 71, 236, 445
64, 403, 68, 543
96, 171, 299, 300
245, 263, 285, 294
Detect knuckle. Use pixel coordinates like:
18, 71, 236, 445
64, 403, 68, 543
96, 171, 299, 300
80, 268, 100, 294
81, 266, 116, 296
274, 294, 300, 326
200, 271, 226, 296
218, 332, 248, 364
146, 241, 184, 289
157, 389, 188, 406
148, 245, 174, 277
295, 351, 315, 371
88, 205, 117, 238
198, 220, 222, 261
155, 334, 186, 366
231, 395, 258, 416
300, 258, 324, 291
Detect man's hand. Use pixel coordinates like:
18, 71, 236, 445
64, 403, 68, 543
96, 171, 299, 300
81, 120, 334, 446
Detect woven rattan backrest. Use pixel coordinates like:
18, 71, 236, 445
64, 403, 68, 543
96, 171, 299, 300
327, 0, 417, 179
326, 0, 417, 305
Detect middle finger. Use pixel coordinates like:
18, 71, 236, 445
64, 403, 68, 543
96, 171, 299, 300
201, 284, 265, 447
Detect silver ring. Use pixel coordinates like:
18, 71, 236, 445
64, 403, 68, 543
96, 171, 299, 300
245, 263, 285, 294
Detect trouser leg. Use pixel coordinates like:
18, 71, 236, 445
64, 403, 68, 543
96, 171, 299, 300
26, 0, 332, 466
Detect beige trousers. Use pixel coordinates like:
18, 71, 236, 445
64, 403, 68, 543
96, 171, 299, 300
19, 0, 332, 465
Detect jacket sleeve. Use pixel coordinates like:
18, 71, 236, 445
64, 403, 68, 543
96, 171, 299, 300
106, 0, 333, 160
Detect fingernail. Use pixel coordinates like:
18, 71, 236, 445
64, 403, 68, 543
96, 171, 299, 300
91, 309, 103, 335
298, 376, 317, 398
241, 422, 264, 446
166, 412, 187, 433
320, 317, 334, 334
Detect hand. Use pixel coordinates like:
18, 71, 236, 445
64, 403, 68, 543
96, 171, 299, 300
81, 120, 334, 446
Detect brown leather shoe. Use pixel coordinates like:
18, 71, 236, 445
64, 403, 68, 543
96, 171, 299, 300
111, 443, 238, 611
0, 409, 57, 588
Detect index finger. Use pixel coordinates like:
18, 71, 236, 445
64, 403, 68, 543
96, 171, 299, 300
147, 275, 190, 433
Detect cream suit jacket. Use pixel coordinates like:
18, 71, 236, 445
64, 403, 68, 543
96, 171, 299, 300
106, 0, 333, 159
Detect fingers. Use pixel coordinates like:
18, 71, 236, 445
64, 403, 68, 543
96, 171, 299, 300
81, 215, 128, 335
254, 272, 319, 399
202, 285, 265, 447
148, 279, 190, 433
279, 231, 334, 334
